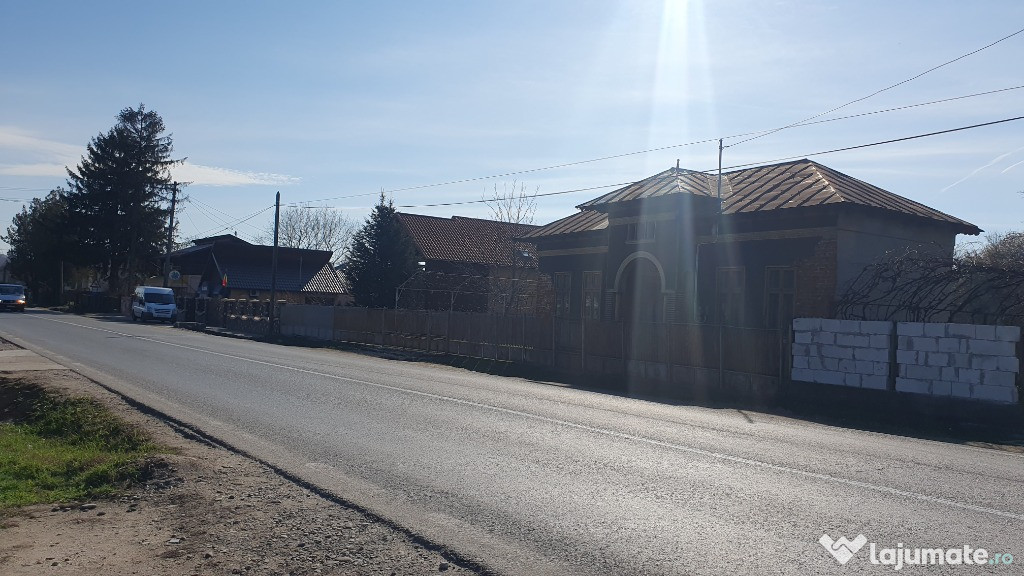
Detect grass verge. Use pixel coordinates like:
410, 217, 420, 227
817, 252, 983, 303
0, 378, 158, 510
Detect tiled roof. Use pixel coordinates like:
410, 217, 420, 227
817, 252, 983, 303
397, 213, 540, 267
521, 209, 608, 239
222, 261, 345, 293
562, 159, 978, 234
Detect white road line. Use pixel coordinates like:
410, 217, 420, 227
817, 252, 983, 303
24, 314, 1024, 522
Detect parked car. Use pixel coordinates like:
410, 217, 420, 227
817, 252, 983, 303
130, 286, 178, 323
0, 284, 27, 312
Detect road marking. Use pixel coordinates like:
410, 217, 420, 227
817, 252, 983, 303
24, 314, 1024, 522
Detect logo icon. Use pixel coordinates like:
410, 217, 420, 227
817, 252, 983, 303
820, 534, 868, 565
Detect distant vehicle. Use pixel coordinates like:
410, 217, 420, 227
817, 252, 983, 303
0, 284, 27, 312
130, 286, 178, 323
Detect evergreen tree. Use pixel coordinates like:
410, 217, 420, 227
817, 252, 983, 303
1, 189, 74, 304
66, 104, 185, 294
344, 192, 417, 308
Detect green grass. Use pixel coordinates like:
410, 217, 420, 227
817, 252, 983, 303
0, 385, 158, 509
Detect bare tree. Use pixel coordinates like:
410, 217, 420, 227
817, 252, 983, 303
258, 206, 355, 266
836, 241, 1024, 324
482, 181, 541, 315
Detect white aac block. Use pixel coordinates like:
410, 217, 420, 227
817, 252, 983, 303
951, 382, 972, 398
861, 375, 888, 390
972, 384, 1017, 403
995, 325, 1021, 342
926, 352, 949, 367
845, 373, 862, 387
897, 323, 924, 336
937, 338, 961, 353
792, 368, 813, 382
924, 323, 946, 337
975, 324, 996, 340
983, 371, 1016, 388
793, 318, 821, 331
820, 319, 844, 332
909, 337, 938, 352
854, 348, 889, 362
970, 356, 1000, 371
896, 378, 930, 394
813, 331, 836, 345
793, 355, 808, 369
947, 323, 976, 338
896, 350, 918, 365
997, 356, 1020, 373
794, 331, 812, 344
861, 321, 893, 335
906, 364, 941, 380
968, 339, 1015, 357
869, 334, 890, 349
957, 369, 981, 384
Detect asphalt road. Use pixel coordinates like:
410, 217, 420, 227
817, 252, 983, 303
1, 310, 1022, 575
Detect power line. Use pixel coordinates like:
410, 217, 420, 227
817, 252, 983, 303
185, 205, 274, 242
728, 26, 1024, 147
290, 84, 1024, 208
397, 183, 633, 209
403, 116, 1024, 210
712, 115, 1024, 172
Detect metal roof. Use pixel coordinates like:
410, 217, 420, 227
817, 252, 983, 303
521, 209, 607, 239
556, 159, 978, 235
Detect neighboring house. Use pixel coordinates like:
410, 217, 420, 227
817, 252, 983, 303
164, 234, 349, 305
524, 159, 981, 328
395, 213, 546, 314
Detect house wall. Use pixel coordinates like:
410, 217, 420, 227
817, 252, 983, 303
835, 211, 957, 296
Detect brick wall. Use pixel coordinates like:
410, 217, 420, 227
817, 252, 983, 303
792, 318, 1021, 404
793, 237, 837, 318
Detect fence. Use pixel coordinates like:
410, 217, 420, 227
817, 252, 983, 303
279, 305, 785, 400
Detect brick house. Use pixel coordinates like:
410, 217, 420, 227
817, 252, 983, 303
395, 213, 547, 314
524, 159, 981, 329
164, 234, 348, 304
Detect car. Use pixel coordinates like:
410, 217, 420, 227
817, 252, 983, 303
130, 286, 178, 323
0, 284, 27, 312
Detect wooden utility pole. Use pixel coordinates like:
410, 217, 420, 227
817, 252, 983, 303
269, 191, 281, 333
162, 184, 178, 288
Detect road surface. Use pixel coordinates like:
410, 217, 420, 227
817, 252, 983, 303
1, 310, 1021, 575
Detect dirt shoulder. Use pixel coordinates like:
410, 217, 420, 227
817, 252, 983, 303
0, 342, 477, 576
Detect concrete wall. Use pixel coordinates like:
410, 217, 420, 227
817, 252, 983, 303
896, 322, 1020, 403
791, 318, 892, 390
792, 318, 1021, 404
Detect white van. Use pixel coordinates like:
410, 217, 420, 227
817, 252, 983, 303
130, 286, 178, 323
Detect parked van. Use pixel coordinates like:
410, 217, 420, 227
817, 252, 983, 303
0, 284, 27, 312
130, 286, 178, 323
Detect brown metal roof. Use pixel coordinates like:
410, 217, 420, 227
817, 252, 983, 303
397, 213, 540, 267
559, 159, 978, 234
521, 209, 608, 239
578, 168, 720, 208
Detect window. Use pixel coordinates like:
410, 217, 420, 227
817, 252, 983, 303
716, 267, 745, 325
764, 267, 795, 329
554, 272, 571, 318
626, 221, 656, 243
583, 271, 602, 320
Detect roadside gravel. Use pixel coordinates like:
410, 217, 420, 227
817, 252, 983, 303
0, 339, 479, 576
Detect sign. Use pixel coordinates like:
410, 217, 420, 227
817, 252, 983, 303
222, 273, 228, 287
169, 270, 181, 281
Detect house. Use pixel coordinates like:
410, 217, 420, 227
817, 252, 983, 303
395, 213, 546, 314
163, 234, 349, 305
524, 159, 981, 328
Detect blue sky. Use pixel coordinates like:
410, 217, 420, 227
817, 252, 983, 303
2, 1, 1023, 253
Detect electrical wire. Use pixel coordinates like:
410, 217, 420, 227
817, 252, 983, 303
396, 115, 1024, 210
289, 84, 1024, 207
727, 26, 1024, 147
185, 205, 274, 241
711, 115, 1024, 172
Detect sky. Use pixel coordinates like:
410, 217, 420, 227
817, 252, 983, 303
1, 1, 1023, 254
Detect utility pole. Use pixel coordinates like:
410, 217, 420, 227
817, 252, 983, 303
269, 191, 281, 334
162, 183, 178, 288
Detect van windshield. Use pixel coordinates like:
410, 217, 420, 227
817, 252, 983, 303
0, 285, 24, 295
144, 293, 174, 305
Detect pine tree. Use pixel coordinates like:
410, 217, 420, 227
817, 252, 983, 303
344, 192, 417, 308
65, 104, 185, 294
1, 189, 74, 304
